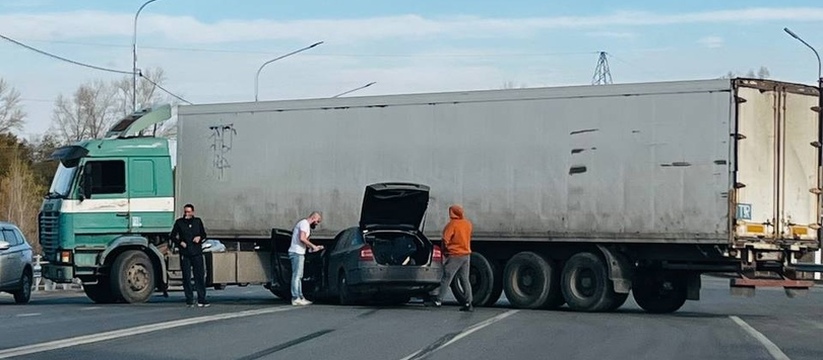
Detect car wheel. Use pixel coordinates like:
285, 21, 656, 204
338, 272, 355, 305
13, 270, 33, 304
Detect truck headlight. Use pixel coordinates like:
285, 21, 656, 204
60, 250, 73, 264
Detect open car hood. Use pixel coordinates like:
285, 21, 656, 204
359, 182, 430, 230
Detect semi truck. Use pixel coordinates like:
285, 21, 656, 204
39, 77, 823, 312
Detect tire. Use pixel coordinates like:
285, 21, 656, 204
111, 250, 156, 304
606, 292, 629, 312
450, 252, 504, 307
83, 280, 117, 304
561, 252, 617, 312
632, 270, 687, 314
13, 270, 32, 304
503, 252, 559, 309
269, 288, 291, 300
338, 272, 356, 305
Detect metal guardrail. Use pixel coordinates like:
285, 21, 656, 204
32, 255, 83, 292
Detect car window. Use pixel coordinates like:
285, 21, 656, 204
333, 230, 352, 252
2, 229, 19, 246
0, 228, 5, 243
13, 228, 26, 246
351, 231, 365, 246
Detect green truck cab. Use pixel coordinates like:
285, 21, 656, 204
40, 106, 177, 303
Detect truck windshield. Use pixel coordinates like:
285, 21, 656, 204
48, 164, 78, 198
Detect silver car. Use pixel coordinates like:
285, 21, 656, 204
0, 222, 34, 304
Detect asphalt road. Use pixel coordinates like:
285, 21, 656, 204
1, 276, 821, 360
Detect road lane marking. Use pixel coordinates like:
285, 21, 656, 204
0, 306, 299, 359
16, 313, 41, 317
399, 310, 519, 360
81, 307, 101, 311
236, 329, 335, 360
729, 316, 790, 360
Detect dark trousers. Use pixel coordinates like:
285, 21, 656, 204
181, 254, 207, 304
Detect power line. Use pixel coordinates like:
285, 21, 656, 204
20, 38, 600, 58
0, 34, 132, 75
1, 33, 192, 106
140, 73, 192, 105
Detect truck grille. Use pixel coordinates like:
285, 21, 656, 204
39, 211, 59, 260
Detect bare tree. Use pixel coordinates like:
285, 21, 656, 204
51, 80, 118, 143
0, 150, 44, 254
500, 81, 528, 89
113, 67, 169, 117
0, 78, 26, 134
721, 66, 770, 80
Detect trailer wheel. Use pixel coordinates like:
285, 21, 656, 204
632, 270, 687, 314
83, 280, 117, 304
111, 250, 155, 304
450, 252, 503, 307
606, 293, 629, 311
503, 252, 559, 309
561, 252, 616, 312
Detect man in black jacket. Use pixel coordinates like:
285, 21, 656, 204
170, 203, 209, 307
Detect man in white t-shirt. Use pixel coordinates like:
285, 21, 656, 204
288, 211, 323, 305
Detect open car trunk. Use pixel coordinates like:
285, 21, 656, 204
365, 230, 432, 266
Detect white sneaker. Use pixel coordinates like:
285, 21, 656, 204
291, 299, 303, 306
300, 298, 313, 306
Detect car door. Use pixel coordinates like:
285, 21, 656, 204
1, 228, 23, 288
0, 228, 10, 287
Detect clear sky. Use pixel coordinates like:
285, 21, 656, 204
1, 0, 822, 136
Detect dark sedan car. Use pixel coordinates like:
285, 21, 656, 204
268, 183, 444, 305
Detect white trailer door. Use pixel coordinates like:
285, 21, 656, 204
778, 85, 820, 245
734, 84, 779, 241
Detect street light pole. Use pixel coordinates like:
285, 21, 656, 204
784, 27, 823, 251
133, 0, 158, 113
254, 41, 324, 101
332, 82, 377, 98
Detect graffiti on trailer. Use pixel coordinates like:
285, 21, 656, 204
208, 123, 237, 179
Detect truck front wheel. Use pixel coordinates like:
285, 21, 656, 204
632, 270, 687, 314
83, 280, 117, 304
111, 250, 156, 303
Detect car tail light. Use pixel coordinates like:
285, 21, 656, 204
432, 245, 443, 262
359, 245, 374, 261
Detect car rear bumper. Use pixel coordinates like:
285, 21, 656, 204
348, 265, 443, 294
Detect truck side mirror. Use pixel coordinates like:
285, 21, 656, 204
79, 164, 93, 200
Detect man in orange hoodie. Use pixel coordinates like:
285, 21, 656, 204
428, 204, 474, 312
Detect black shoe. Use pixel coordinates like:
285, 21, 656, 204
459, 304, 474, 312
198, 301, 211, 308
186, 300, 195, 308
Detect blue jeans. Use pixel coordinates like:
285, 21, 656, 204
288, 252, 305, 299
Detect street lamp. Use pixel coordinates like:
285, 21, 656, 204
784, 27, 823, 253
332, 82, 377, 98
133, 0, 160, 136
133, 0, 159, 113
254, 41, 324, 101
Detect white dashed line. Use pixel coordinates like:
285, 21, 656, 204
16, 313, 41, 317
0, 306, 299, 359
729, 316, 790, 360
400, 310, 519, 360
